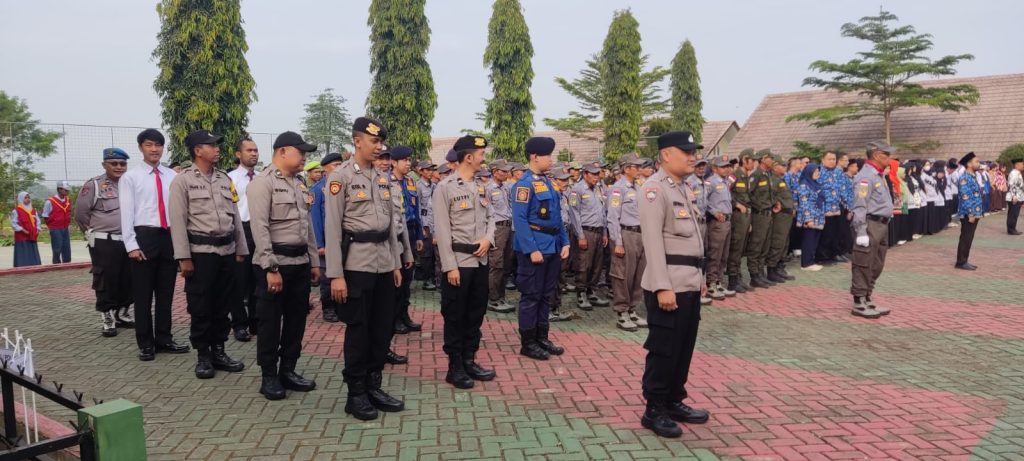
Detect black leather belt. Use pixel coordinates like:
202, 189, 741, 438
188, 233, 234, 246
528, 223, 560, 235
342, 229, 390, 243
582, 226, 604, 233
779, 208, 794, 214
452, 242, 480, 254
666, 254, 705, 269
868, 214, 891, 225
621, 225, 641, 233
272, 244, 307, 257
495, 220, 512, 227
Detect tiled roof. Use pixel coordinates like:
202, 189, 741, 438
700, 120, 740, 153
726, 73, 1024, 160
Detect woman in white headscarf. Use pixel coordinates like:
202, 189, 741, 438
10, 191, 42, 267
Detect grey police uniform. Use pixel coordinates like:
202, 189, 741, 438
76, 173, 133, 313
486, 178, 513, 303
569, 179, 607, 299
416, 176, 436, 284
849, 162, 893, 299
607, 177, 646, 314
704, 173, 733, 286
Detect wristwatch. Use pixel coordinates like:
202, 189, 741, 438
267, 264, 279, 273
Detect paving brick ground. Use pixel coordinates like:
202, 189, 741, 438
3, 216, 1024, 460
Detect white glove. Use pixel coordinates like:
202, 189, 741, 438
855, 235, 869, 247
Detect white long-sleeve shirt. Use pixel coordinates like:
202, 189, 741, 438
227, 166, 256, 222
118, 163, 176, 252
9, 209, 41, 233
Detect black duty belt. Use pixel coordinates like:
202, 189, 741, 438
452, 242, 481, 254
621, 225, 641, 233
867, 214, 892, 225
528, 223, 560, 235
272, 244, 307, 257
342, 230, 390, 244
753, 209, 773, 216
779, 208, 794, 214
666, 254, 705, 270
188, 233, 234, 246
581, 226, 605, 233
495, 220, 512, 227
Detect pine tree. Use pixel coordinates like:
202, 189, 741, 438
787, 9, 978, 143
366, 0, 437, 158
153, 0, 256, 165
670, 40, 704, 142
483, 0, 535, 162
301, 89, 353, 157
600, 9, 644, 161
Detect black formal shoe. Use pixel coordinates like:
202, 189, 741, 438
322, 307, 340, 323
402, 317, 422, 332
536, 326, 564, 356
211, 345, 245, 372
665, 401, 710, 424
385, 350, 408, 365
641, 404, 683, 438
138, 347, 155, 361
280, 370, 316, 392
463, 361, 496, 381
954, 263, 977, 271
344, 394, 378, 420
233, 328, 252, 342
446, 368, 475, 389
156, 341, 190, 354
367, 388, 405, 412
259, 376, 286, 400
518, 329, 550, 361
393, 319, 410, 335
195, 358, 215, 379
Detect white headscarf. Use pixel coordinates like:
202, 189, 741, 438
16, 191, 31, 210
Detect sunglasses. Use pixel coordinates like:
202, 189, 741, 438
105, 161, 128, 167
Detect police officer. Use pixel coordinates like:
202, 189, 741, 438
310, 152, 345, 323
638, 131, 710, 438
955, 152, 984, 270
415, 160, 438, 290
569, 164, 610, 310
511, 137, 569, 360
766, 154, 796, 283
433, 135, 497, 388
849, 140, 896, 319
704, 155, 735, 300
325, 117, 404, 420
75, 148, 134, 337
726, 149, 754, 294
744, 149, 776, 288
168, 130, 249, 379
389, 146, 424, 334
246, 131, 320, 399
486, 160, 516, 313
607, 154, 648, 331
373, 148, 414, 366
550, 168, 577, 321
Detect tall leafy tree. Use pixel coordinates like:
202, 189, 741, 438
0, 91, 61, 203
600, 9, 643, 161
153, 0, 255, 166
301, 88, 352, 157
483, 0, 535, 161
670, 39, 704, 142
366, 0, 437, 158
786, 8, 978, 143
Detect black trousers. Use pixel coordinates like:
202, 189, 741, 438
956, 218, 978, 266
255, 263, 311, 375
89, 237, 133, 312
1007, 201, 1022, 232
131, 227, 177, 349
837, 210, 853, 254
641, 290, 701, 403
416, 226, 435, 282
185, 253, 236, 353
232, 222, 258, 331
816, 215, 843, 261
440, 266, 489, 360
340, 271, 396, 386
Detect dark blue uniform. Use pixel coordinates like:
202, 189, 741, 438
511, 171, 569, 331
310, 178, 337, 320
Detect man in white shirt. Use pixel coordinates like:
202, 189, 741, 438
1006, 158, 1024, 235
119, 129, 190, 361
227, 138, 260, 341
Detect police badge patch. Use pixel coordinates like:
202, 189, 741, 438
645, 188, 658, 202
515, 187, 530, 203
329, 181, 342, 195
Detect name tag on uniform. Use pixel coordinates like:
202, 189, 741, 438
735, 182, 746, 188
758, 180, 768, 186
533, 181, 549, 193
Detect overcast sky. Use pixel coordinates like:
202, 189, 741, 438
2, 0, 1022, 138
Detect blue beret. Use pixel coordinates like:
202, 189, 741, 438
525, 137, 556, 156
445, 149, 458, 163
103, 147, 130, 160
389, 145, 414, 161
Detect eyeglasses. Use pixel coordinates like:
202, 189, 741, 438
105, 161, 128, 167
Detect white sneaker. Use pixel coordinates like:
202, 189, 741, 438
617, 312, 638, 331
912, 234, 923, 239
794, 249, 802, 256
717, 282, 736, 297
628, 309, 648, 328
801, 264, 823, 271
700, 296, 713, 305
101, 312, 117, 337
709, 285, 726, 300
897, 240, 907, 245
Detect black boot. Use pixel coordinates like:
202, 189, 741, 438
393, 318, 410, 335
445, 356, 474, 389
401, 315, 422, 332
211, 344, 245, 372
738, 275, 753, 292
766, 267, 787, 283
519, 329, 550, 361
664, 401, 710, 424
195, 350, 215, 379
366, 371, 404, 412
640, 402, 683, 438
749, 272, 771, 288
385, 349, 408, 365
279, 365, 316, 392
259, 374, 286, 400
760, 269, 777, 286
776, 263, 795, 280
536, 326, 564, 356
727, 275, 747, 294
463, 355, 496, 381
344, 378, 378, 420
322, 305, 339, 323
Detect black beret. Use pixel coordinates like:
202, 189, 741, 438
445, 149, 458, 163
656, 131, 703, 152
525, 137, 556, 156
388, 145, 414, 161
321, 152, 343, 166
353, 117, 387, 140
958, 151, 976, 167
453, 135, 488, 152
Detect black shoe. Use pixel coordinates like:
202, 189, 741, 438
155, 341, 190, 354
138, 347, 155, 361
749, 274, 771, 289
195, 357, 215, 379
344, 394, 378, 420
776, 264, 796, 280
463, 361, 496, 381
728, 275, 747, 294
259, 376, 286, 400
518, 329, 550, 361
641, 404, 683, 438
393, 319, 410, 335
665, 401, 710, 424
1009, 230, 1022, 235
446, 368, 475, 389
280, 370, 316, 392
834, 254, 850, 263
536, 326, 564, 356
402, 317, 422, 332
385, 350, 408, 365
367, 372, 404, 412
505, 279, 516, 290
759, 272, 777, 286
766, 269, 787, 284
954, 262, 977, 271
233, 328, 252, 342
323, 307, 340, 323
210, 345, 245, 372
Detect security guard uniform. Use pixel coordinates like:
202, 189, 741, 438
607, 155, 649, 331
766, 155, 796, 282
703, 156, 734, 298
849, 141, 896, 318
744, 149, 775, 288
415, 161, 438, 289
486, 161, 515, 312
726, 149, 754, 293
638, 131, 710, 439
568, 164, 610, 310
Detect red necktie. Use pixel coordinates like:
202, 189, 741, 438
247, 170, 254, 181
154, 168, 168, 228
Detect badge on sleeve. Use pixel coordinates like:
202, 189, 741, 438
230, 182, 240, 203
515, 187, 530, 203
645, 187, 658, 202
329, 181, 342, 195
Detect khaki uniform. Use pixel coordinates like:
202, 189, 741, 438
766, 172, 794, 268
76, 174, 133, 313
607, 177, 645, 313
704, 174, 732, 285
486, 179, 513, 302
